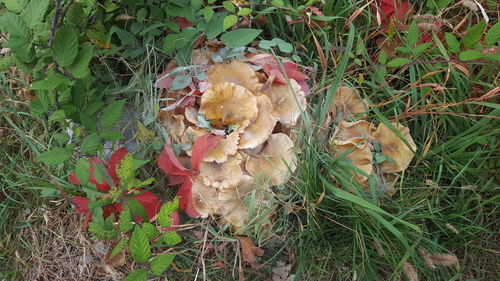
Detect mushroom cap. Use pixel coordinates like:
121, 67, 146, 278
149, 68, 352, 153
217, 175, 254, 215
245, 133, 297, 186
329, 86, 368, 120
331, 120, 374, 146
221, 202, 248, 229
207, 60, 261, 94
203, 129, 240, 163
191, 179, 220, 218
238, 95, 278, 149
183, 127, 210, 155
199, 154, 243, 189
372, 123, 417, 173
184, 107, 199, 126
265, 79, 306, 126
381, 172, 399, 197
159, 111, 186, 142
199, 82, 258, 129
334, 142, 373, 184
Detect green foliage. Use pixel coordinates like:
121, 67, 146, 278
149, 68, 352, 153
150, 254, 175, 276
109, 238, 128, 259
158, 198, 179, 228
75, 158, 91, 185
162, 231, 182, 246
484, 21, 500, 46
445, 32, 460, 53
124, 269, 148, 281
101, 100, 125, 128
221, 28, 262, 48
141, 222, 159, 240
130, 225, 151, 263
80, 134, 101, 155
387, 57, 412, 67
53, 26, 79, 66
36, 147, 74, 166
1, 0, 28, 13
462, 21, 486, 48
21, 0, 49, 28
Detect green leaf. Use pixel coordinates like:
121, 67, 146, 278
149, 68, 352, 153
1, 0, 28, 12
162, 231, 182, 246
70, 44, 94, 79
162, 34, 178, 56
130, 226, 151, 263
459, 50, 483, 61
203, 6, 214, 22
119, 206, 134, 232
0, 55, 16, 71
0, 12, 30, 45
36, 147, 74, 166
150, 254, 175, 276
272, 0, 285, 6
237, 8, 252, 16
157, 198, 179, 227
81, 134, 101, 155
407, 21, 419, 46
387, 57, 412, 67
109, 238, 128, 259
101, 100, 125, 128
258, 39, 277, 50
53, 26, 79, 67
30, 72, 69, 91
462, 21, 486, 48
484, 21, 500, 46
124, 269, 148, 281
274, 38, 293, 53
141, 222, 159, 240
75, 158, 91, 185
100, 130, 125, 141
220, 28, 262, 48
413, 42, 433, 56
170, 75, 192, 91
21, 0, 49, 28
48, 109, 66, 122
222, 15, 238, 31
378, 50, 387, 65
127, 198, 149, 222
222, 1, 235, 13
445, 33, 460, 53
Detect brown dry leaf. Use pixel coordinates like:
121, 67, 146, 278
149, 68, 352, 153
403, 262, 420, 281
419, 248, 459, 269
272, 261, 295, 281
238, 236, 264, 264
104, 241, 126, 268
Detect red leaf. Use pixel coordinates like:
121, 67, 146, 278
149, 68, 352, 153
88, 158, 112, 192
132, 191, 161, 219
74, 196, 92, 228
190, 134, 221, 172
69, 173, 80, 185
156, 64, 177, 89
374, 0, 413, 25
157, 141, 194, 177
173, 17, 193, 28
176, 179, 200, 217
107, 148, 129, 183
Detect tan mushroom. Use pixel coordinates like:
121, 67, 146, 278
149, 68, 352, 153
333, 142, 373, 184
329, 86, 368, 120
191, 180, 220, 218
245, 133, 297, 186
265, 79, 306, 127
372, 123, 417, 173
217, 175, 254, 215
207, 60, 261, 94
204, 130, 240, 163
159, 111, 185, 142
221, 202, 248, 229
198, 154, 243, 189
184, 107, 199, 126
238, 95, 278, 149
381, 173, 400, 197
199, 82, 258, 130
182, 127, 210, 153
332, 120, 374, 144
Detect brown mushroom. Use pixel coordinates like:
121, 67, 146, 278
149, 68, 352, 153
198, 154, 243, 189
372, 123, 417, 173
191, 180, 220, 218
238, 95, 278, 149
206, 60, 261, 94
329, 86, 368, 120
331, 120, 374, 145
333, 142, 373, 184
204, 130, 240, 163
159, 111, 186, 142
265, 79, 306, 127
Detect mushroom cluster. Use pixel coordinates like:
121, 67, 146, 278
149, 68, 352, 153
158, 50, 307, 228
327, 86, 417, 193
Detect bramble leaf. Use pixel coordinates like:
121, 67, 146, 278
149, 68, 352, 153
130, 225, 151, 263
124, 269, 148, 281
221, 28, 262, 48
151, 254, 175, 276
101, 99, 125, 128
53, 26, 79, 66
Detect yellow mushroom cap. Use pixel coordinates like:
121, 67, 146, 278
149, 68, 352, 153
191, 179, 220, 218
372, 123, 417, 173
198, 154, 243, 189
245, 133, 297, 186
265, 79, 306, 127
333, 142, 373, 184
207, 60, 261, 94
331, 120, 374, 145
329, 86, 368, 120
238, 95, 278, 149
203, 129, 240, 163
199, 82, 258, 129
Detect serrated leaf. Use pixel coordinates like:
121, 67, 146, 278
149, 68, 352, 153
445, 33, 460, 53
237, 7, 252, 16
170, 75, 192, 91
70, 44, 94, 79
223, 15, 238, 31
220, 28, 262, 48
407, 21, 419, 46
119, 206, 134, 232
203, 6, 214, 22
130, 226, 151, 263
124, 269, 148, 281
101, 100, 125, 128
100, 130, 125, 141
127, 198, 149, 221
413, 42, 433, 56
53, 26, 79, 66
162, 231, 182, 246
48, 109, 65, 122
81, 134, 101, 155
150, 254, 175, 276
484, 21, 500, 46
222, 1, 235, 13
462, 21, 486, 48
2, 0, 28, 12
75, 158, 91, 185
30, 72, 69, 91
53, 133, 70, 145
0, 12, 30, 45
459, 50, 483, 61
110, 238, 128, 259
0, 55, 16, 71
387, 57, 412, 67
158, 199, 179, 228
21, 0, 49, 28
162, 34, 178, 56
36, 147, 73, 166
141, 222, 159, 240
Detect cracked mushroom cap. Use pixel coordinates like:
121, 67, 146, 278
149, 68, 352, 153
159, 111, 186, 142
238, 95, 278, 149
199, 82, 258, 129
198, 154, 243, 189
329, 86, 368, 120
207, 60, 261, 94
245, 133, 297, 187
265, 79, 306, 127
331, 120, 374, 145
204, 130, 240, 163
191, 180, 220, 218
333, 142, 373, 184
372, 123, 417, 173
217, 175, 254, 215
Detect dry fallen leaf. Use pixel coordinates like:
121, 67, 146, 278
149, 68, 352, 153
272, 261, 295, 281
238, 236, 264, 264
